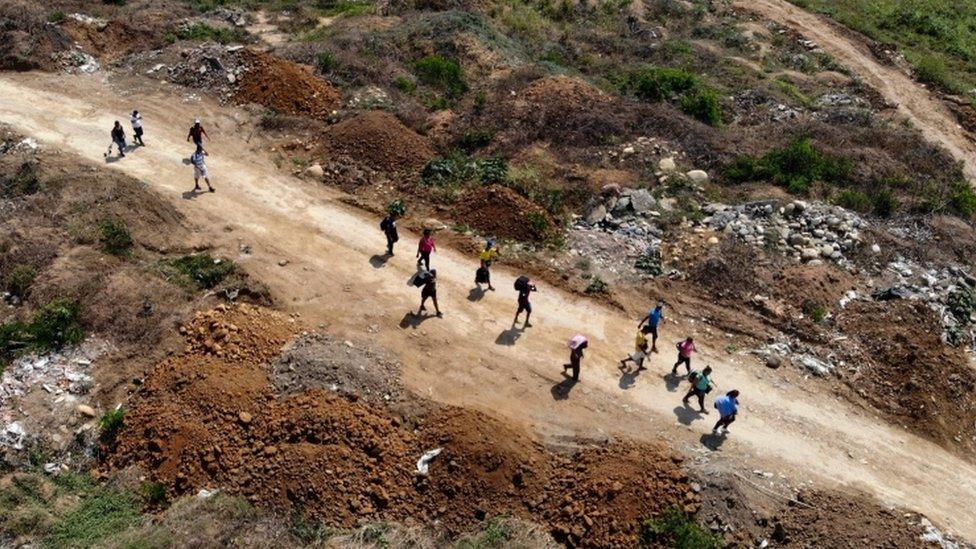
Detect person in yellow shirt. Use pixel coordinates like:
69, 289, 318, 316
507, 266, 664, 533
620, 325, 652, 371
476, 239, 498, 291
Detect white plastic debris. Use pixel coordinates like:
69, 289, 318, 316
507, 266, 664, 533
416, 448, 443, 475
197, 488, 220, 499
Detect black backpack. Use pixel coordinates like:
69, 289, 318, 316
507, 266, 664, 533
412, 271, 429, 287
380, 217, 391, 231
514, 276, 530, 292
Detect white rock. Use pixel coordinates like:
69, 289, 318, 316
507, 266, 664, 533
658, 157, 677, 173
686, 170, 709, 184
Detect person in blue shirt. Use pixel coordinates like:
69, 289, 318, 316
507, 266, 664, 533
638, 300, 665, 353
713, 390, 740, 434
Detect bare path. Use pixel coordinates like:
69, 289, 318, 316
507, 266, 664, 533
736, 0, 976, 182
1, 72, 974, 539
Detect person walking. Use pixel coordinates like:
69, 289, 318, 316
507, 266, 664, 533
190, 146, 214, 192
672, 336, 696, 375
683, 365, 714, 413
638, 300, 665, 352
513, 276, 537, 327
130, 110, 145, 146
416, 229, 436, 271
565, 334, 588, 381
105, 121, 126, 158
620, 325, 652, 370
476, 239, 498, 291
418, 269, 442, 317
187, 119, 209, 153
713, 390, 740, 434
380, 212, 399, 256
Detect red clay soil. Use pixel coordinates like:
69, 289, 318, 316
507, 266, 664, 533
110, 305, 698, 546
836, 300, 976, 457
235, 49, 341, 120
318, 110, 435, 173
453, 185, 555, 242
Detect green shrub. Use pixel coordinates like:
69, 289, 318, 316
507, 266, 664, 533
627, 67, 698, 101
872, 188, 900, 218
727, 137, 851, 195
479, 157, 508, 185
910, 53, 963, 93
421, 152, 507, 188
680, 88, 722, 125
387, 199, 406, 217
168, 254, 235, 289
176, 23, 245, 44
802, 300, 828, 323
393, 76, 416, 94
45, 488, 140, 547
98, 218, 133, 256
1, 162, 41, 197
457, 129, 495, 152
949, 181, 976, 217
527, 211, 551, 234
412, 55, 468, 98
98, 408, 125, 447
642, 507, 719, 549
48, 11, 66, 23
2, 299, 85, 365
584, 276, 608, 294
834, 189, 871, 213
4, 265, 37, 298
315, 51, 338, 73
140, 482, 167, 506
457, 517, 514, 548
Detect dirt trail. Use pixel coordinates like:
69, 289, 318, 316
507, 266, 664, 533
1, 72, 975, 540
736, 0, 976, 182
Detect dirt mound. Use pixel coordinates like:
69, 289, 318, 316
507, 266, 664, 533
837, 300, 976, 456
771, 264, 856, 309
318, 111, 435, 173
0, 2, 73, 71
519, 75, 611, 107
111, 305, 697, 546
235, 49, 340, 120
178, 304, 297, 364
454, 185, 555, 242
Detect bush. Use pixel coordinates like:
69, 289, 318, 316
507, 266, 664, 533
834, 189, 871, 213
176, 23, 245, 44
457, 129, 495, 152
315, 51, 338, 74
393, 76, 416, 94
680, 88, 722, 125
48, 11, 66, 23
1, 162, 41, 197
910, 53, 963, 93
140, 482, 167, 506
98, 408, 125, 447
387, 199, 406, 217
4, 265, 37, 298
98, 219, 133, 256
584, 276, 609, 294
479, 157, 508, 185
727, 137, 851, 195
627, 67, 698, 101
872, 188, 900, 218
2, 300, 86, 365
642, 507, 719, 549
168, 254, 235, 289
45, 488, 140, 547
412, 55, 468, 98
949, 181, 976, 217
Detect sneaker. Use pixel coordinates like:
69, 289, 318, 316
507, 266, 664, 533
524, 322, 533, 328
208, 187, 215, 193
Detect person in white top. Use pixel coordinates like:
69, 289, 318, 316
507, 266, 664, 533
130, 110, 144, 146
190, 146, 214, 193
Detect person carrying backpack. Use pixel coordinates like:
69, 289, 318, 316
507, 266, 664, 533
513, 276, 537, 327
380, 213, 399, 256
417, 229, 436, 271
130, 110, 145, 146
638, 300, 665, 353
105, 121, 126, 158
683, 365, 713, 413
476, 239, 498, 291
565, 334, 588, 381
713, 390, 740, 434
620, 325, 652, 370
418, 269, 442, 317
672, 337, 696, 375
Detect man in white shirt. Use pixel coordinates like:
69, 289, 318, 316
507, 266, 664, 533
130, 110, 144, 146
190, 146, 214, 192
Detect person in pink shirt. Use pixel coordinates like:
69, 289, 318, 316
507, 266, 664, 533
672, 336, 696, 375
417, 229, 436, 271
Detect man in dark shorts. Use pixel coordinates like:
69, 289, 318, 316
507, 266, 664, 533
418, 269, 442, 317
683, 365, 713, 413
380, 212, 399, 256
187, 119, 209, 153
514, 278, 537, 327
105, 121, 126, 158
130, 110, 145, 146
638, 300, 665, 352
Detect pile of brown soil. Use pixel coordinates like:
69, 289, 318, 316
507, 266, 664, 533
837, 300, 976, 455
235, 49, 341, 120
111, 305, 698, 546
178, 304, 297, 363
771, 264, 857, 309
318, 111, 435, 173
453, 185, 555, 242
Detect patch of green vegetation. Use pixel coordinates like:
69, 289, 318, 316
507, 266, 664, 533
3, 265, 37, 299
315, 50, 339, 73
641, 507, 720, 549
165, 254, 236, 290
496, 0, 554, 44
872, 187, 901, 218
802, 300, 829, 323
140, 482, 167, 507
479, 157, 508, 185
680, 88, 722, 125
98, 218, 134, 256
176, 22, 247, 44
47, 11, 66, 23
457, 517, 514, 548
457, 129, 495, 152
949, 181, 976, 217
1, 162, 41, 197
98, 408, 125, 447
412, 55, 468, 98
584, 275, 609, 294
724, 137, 851, 195
322, 0, 373, 17
387, 198, 406, 217
420, 152, 506, 189
393, 75, 416, 94
46, 486, 141, 547
775, 78, 816, 109
626, 66, 698, 101
834, 188, 871, 213
1, 299, 85, 366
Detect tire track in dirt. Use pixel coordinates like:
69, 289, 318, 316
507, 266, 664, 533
735, 0, 976, 182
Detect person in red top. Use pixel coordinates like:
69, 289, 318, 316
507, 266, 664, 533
187, 119, 209, 153
672, 336, 696, 375
416, 229, 436, 271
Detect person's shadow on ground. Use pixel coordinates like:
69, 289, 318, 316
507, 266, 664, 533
663, 372, 683, 392
673, 405, 704, 426
467, 287, 486, 302
181, 189, 203, 200
104, 154, 124, 164
551, 375, 578, 400
618, 364, 643, 390
181, 158, 192, 165
369, 254, 391, 269
700, 432, 727, 451
398, 311, 433, 329
495, 324, 523, 346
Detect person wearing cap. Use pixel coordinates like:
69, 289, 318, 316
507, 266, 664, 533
638, 300, 666, 353
187, 118, 209, 153
130, 110, 145, 146
565, 334, 588, 381
418, 268, 442, 317
478, 239, 498, 291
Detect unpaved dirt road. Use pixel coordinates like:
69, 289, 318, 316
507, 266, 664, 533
736, 0, 976, 182
2, 72, 975, 539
